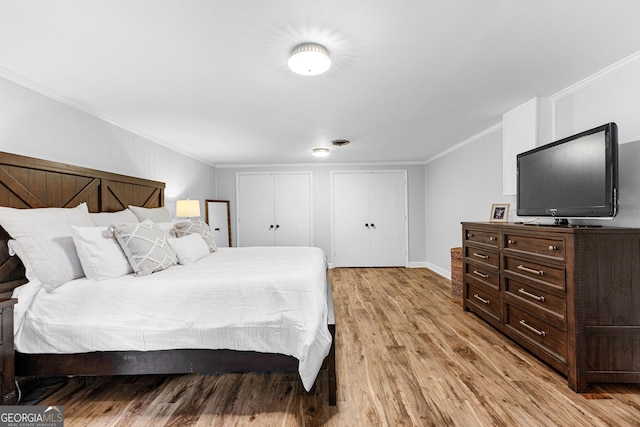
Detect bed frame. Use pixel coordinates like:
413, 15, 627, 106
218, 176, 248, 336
0, 151, 336, 405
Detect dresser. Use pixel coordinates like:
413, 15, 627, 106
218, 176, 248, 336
0, 298, 17, 404
462, 222, 640, 392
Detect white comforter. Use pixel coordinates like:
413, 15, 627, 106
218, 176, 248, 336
12, 246, 332, 391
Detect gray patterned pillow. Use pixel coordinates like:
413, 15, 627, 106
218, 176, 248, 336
112, 221, 178, 276
128, 205, 172, 223
173, 220, 217, 252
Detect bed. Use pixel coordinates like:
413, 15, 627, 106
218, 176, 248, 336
0, 151, 337, 405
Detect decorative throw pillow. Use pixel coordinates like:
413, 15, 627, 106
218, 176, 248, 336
167, 233, 210, 265
0, 203, 94, 291
128, 205, 172, 223
173, 219, 217, 252
90, 209, 138, 226
71, 226, 134, 280
112, 221, 178, 276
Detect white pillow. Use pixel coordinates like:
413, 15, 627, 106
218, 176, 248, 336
7, 239, 37, 283
128, 205, 172, 223
0, 203, 93, 291
167, 233, 210, 265
90, 209, 138, 226
71, 226, 134, 281
112, 221, 178, 276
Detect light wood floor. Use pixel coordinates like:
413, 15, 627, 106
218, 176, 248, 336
34, 267, 640, 426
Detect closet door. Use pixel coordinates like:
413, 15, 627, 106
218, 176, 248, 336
274, 173, 311, 246
237, 172, 312, 247
237, 174, 275, 246
368, 172, 407, 267
332, 170, 407, 267
333, 172, 370, 267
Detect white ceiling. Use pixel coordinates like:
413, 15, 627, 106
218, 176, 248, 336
1, 1, 640, 166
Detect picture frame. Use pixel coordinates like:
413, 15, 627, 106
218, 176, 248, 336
490, 203, 510, 222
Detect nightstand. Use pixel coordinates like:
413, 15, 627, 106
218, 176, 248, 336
0, 298, 17, 404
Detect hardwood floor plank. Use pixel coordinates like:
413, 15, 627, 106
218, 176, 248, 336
30, 267, 640, 426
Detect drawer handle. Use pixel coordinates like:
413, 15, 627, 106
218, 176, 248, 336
519, 320, 546, 336
472, 252, 489, 259
517, 264, 544, 276
548, 245, 557, 251
489, 236, 497, 241
508, 239, 517, 245
467, 233, 474, 238
473, 294, 490, 304
518, 288, 545, 302
473, 270, 489, 279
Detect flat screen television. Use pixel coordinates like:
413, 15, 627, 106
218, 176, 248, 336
516, 122, 618, 225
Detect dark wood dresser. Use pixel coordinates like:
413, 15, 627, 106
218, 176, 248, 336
462, 222, 640, 392
0, 298, 17, 404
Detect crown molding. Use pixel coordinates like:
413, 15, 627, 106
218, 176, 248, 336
0, 65, 215, 168
425, 122, 503, 164
551, 50, 640, 102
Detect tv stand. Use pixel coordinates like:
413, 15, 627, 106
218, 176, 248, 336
462, 222, 640, 392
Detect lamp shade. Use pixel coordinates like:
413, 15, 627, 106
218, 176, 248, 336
176, 199, 201, 218
288, 43, 331, 76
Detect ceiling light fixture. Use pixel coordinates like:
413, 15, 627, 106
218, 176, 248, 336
312, 147, 330, 157
288, 43, 331, 76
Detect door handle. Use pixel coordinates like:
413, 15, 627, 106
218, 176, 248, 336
214, 228, 220, 231
365, 223, 370, 228
269, 225, 274, 229
275, 224, 280, 229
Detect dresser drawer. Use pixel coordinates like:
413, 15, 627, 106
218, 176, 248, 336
504, 277, 566, 327
464, 228, 499, 247
465, 245, 499, 268
466, 279, 501, 322
504, 233, 565, 261
505, 303, 566, 362
464, 261, 499, 290
503, 256, 565, 292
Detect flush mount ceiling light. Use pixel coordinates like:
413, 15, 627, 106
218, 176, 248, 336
312, 147, 330, 157
288, 43, 331, 76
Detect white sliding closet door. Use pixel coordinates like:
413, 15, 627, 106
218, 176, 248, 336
237, 172, 311, 247
332, 170, 408, 267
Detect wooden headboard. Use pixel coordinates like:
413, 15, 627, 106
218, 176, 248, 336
0, 151, 166, 296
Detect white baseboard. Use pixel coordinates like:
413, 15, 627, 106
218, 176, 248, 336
426, 262, 451, 279
407, 261, 428, 268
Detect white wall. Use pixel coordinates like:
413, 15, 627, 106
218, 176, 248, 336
426, 52, 640, 275
216, 163, 427, 266
425, 127, 514, 276
0, 76, 216, 217
553, 55, 640, 228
